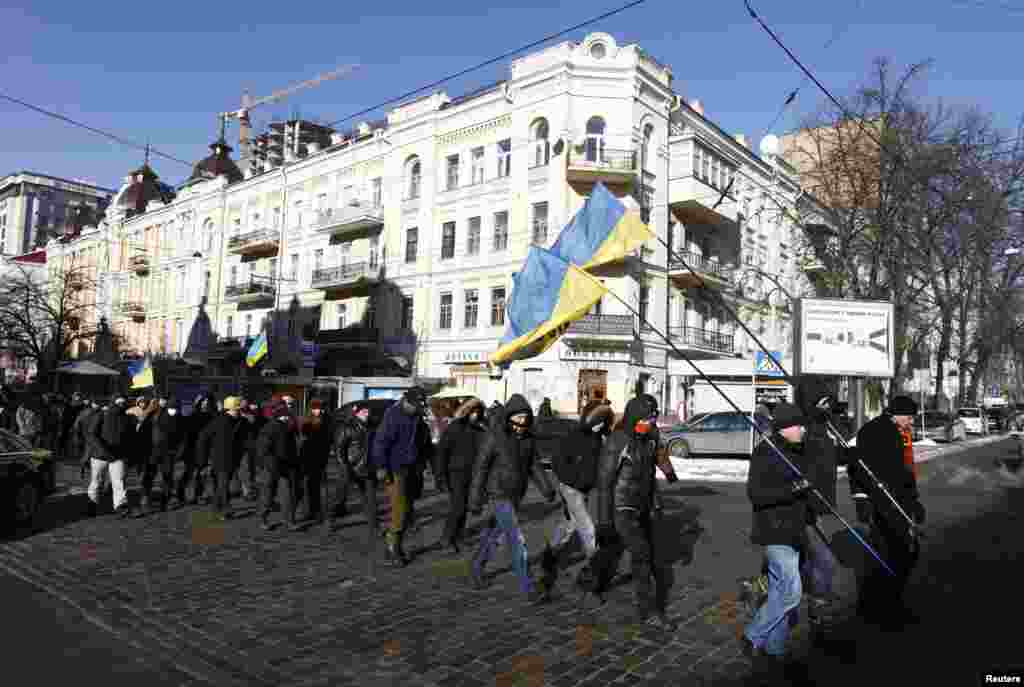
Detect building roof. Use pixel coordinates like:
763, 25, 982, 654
0, 171, 115, 195
114, 164, 176, 215
182, 138, 244, 188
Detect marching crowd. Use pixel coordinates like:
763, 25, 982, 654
0, 379, 928, 677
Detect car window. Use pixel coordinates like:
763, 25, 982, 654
698, 414, 729, 431
727, 413, 751, 431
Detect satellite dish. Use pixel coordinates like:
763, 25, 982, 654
759, 134, 780, 158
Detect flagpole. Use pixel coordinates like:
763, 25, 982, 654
599, 287, 897, 577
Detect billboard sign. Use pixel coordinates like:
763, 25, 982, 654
793, 299, 894, 377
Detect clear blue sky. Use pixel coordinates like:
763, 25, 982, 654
2, 0, 1021, 191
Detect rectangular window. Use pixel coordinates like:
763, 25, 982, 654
337, 303, 347, 329
314, 249, 324, 272
405, 227, 418, 263
711, 156, 720, 189
471, 147, 485, 184
371, 177, 383, 207
401, 296, 414, 330
467, 217, 481, 255
464, 289, 479, 328
532, 202, 548, 244
268, 257, 277, 280
497, 139, 511, 178
369, 236, 379, 268
272, 207, 281, 228
441, 222, 456, 260
290, 253, 299, 280
226, 316, 234, 338
366, 300, 376, 329
639, 284, 650, 324
439, 293, 453, 330
176, 267, 185, 301
203, 270, 211, 300
245, 314, 253, 337
701, 147, 710, 181
491, 287, 506, 327
492, 211, 509, 251
692, 146, 701, 178
446, 154, 460, 191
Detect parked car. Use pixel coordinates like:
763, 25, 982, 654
985, 407, 1011, 433
660, 411, 754, 459
914, 411, 967, 443
0, 429, 56, 526
957, 407, 989, 435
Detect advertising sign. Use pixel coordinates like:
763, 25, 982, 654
793, 299, 894, 377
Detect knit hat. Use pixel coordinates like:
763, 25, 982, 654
886, 395, 918, 416
223, 396, 242, 411
771, 402, 807, 431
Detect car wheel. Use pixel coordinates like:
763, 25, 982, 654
13, 478, 41, 524
668, 440, 690, 460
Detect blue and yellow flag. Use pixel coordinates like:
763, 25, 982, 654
491, 247, 608, 366
128, 357, 154, 389
246, 331, 268, 368
549, 182, 655, 270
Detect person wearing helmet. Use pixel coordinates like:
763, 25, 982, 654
194, 396, 253, 519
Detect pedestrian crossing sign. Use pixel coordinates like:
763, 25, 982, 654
755, 351, 784, 377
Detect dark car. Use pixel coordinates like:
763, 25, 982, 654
659, 411, 755, 459
0, 429, 57, 526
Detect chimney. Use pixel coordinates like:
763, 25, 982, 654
734, 134, 748, 149
689, 99, 704, 116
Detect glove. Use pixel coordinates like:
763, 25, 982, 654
855, 498, 873, 524
791, 478, 812, 498
911, 500, 926, 525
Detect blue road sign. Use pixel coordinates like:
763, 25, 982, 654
755, 351, 785, 377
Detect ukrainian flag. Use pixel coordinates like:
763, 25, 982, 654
246, 331, 268, 368
128, 357, 154, 389
549, 182, 655, 270
491, 247, 607, 365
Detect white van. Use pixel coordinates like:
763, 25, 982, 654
957, 407, 988, 435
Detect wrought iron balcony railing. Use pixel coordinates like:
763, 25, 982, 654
669, 251, 732, 281
311, 261, 378, 289
668, 326, 734, 354
566, 313, 635, 336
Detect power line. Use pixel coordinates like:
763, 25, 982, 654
325, 0, 646, 128
0, 91, 197, 169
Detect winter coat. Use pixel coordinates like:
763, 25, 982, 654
334, 415, 372, 477
70, 407, 95, 458
300, 414, 333, 473
746, 432, 810, 548
851, 413, 920, 515
16, 403, 43, 438
595, 395, 660, 525
195, 412, 252, 474
371, 400, 433, 473
92, 404, 135, 462
182, 396, 216, 464
436, 398, 488, 477
258, 417, 299, 470
470, 394, 554, 508
83, 407, 106, 458
794, 376, 841, 516
152, 408, 187, 460
547, 404, 613, 493
244, 413, 268, 455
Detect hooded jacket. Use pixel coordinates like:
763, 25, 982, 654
595, 395, 660, 525
746, 430, 811, 547
371, 399, 433, 472
183, 395, 216, 463
195, 410, 252, 473
851, 412, 920, 514
470, 394, 554, 508
152, 402, 187, 459
92, 403, 135, 461
546, 403, 614, 493
436, 398, 488, 476
259, 415, 300, 468
334, 411, 371, 477
300, 409, 334, 472
794, 376, 841, 515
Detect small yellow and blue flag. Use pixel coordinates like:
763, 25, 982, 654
246, 330, 268, 368
490, 247, 608, 366
549, 182, 655, 270
128, 356, 154, 389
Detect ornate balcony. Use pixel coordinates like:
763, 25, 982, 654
223, 278, 276, 304
668, 326, 734, 354
566, 146, 637, 186
310, 202, 384, 238
226, 228, 280, 259
668, 251, 733, 289
310, 260, 381, 297
130, 254, 150, 276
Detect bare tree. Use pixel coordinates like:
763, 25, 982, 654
0, 254, 107, 387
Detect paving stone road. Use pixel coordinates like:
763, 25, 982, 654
2, 434, 1021, 686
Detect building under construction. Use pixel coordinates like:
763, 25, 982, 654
246, 119, 336, 174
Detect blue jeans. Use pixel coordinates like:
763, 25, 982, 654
744, 545, 802, 656
472, 500, 532, 593
802, 523, 837, 598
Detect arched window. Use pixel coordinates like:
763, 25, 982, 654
585, 116, 606, 163
202, 218, 215, 253
530, 118, 550, 168
405, 156, 422, 200
642, 122, 655, 172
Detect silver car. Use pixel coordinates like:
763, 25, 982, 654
660, 411, 755, 459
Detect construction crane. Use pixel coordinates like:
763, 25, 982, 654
219, 64, 362, 162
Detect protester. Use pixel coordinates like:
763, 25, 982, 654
176, 393, 216, 505
237, 401, 266, 502
195, 396, 252, 519
60, 392, 86, 459
15, 395, 44, 448
372, 387, 434, 567
89, 396, 134, 517
592, 393, 676, 629
468, 393, 556, 602
143, 396, 186, 514
851, 394, 926, 630
332, 402, 378, 544
299, 399, 333, 527
259, 400, 302, 531
433, 397, 488, 554
741, 402, 812, 672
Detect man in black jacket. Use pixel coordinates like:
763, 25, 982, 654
592, 393, 675, 630
142, 396, 186, 514
851, 395, 926, 629
434, 397, 488, 554
195, 396, 252, 520
259, 400, 302, 531
469, 393, 556, 601
332, 402, 378, 539
89, 396, 135, 517
176, 394, 216, 505
741, 402, 813, 668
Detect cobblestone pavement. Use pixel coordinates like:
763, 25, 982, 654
2, 438, 1021, 686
